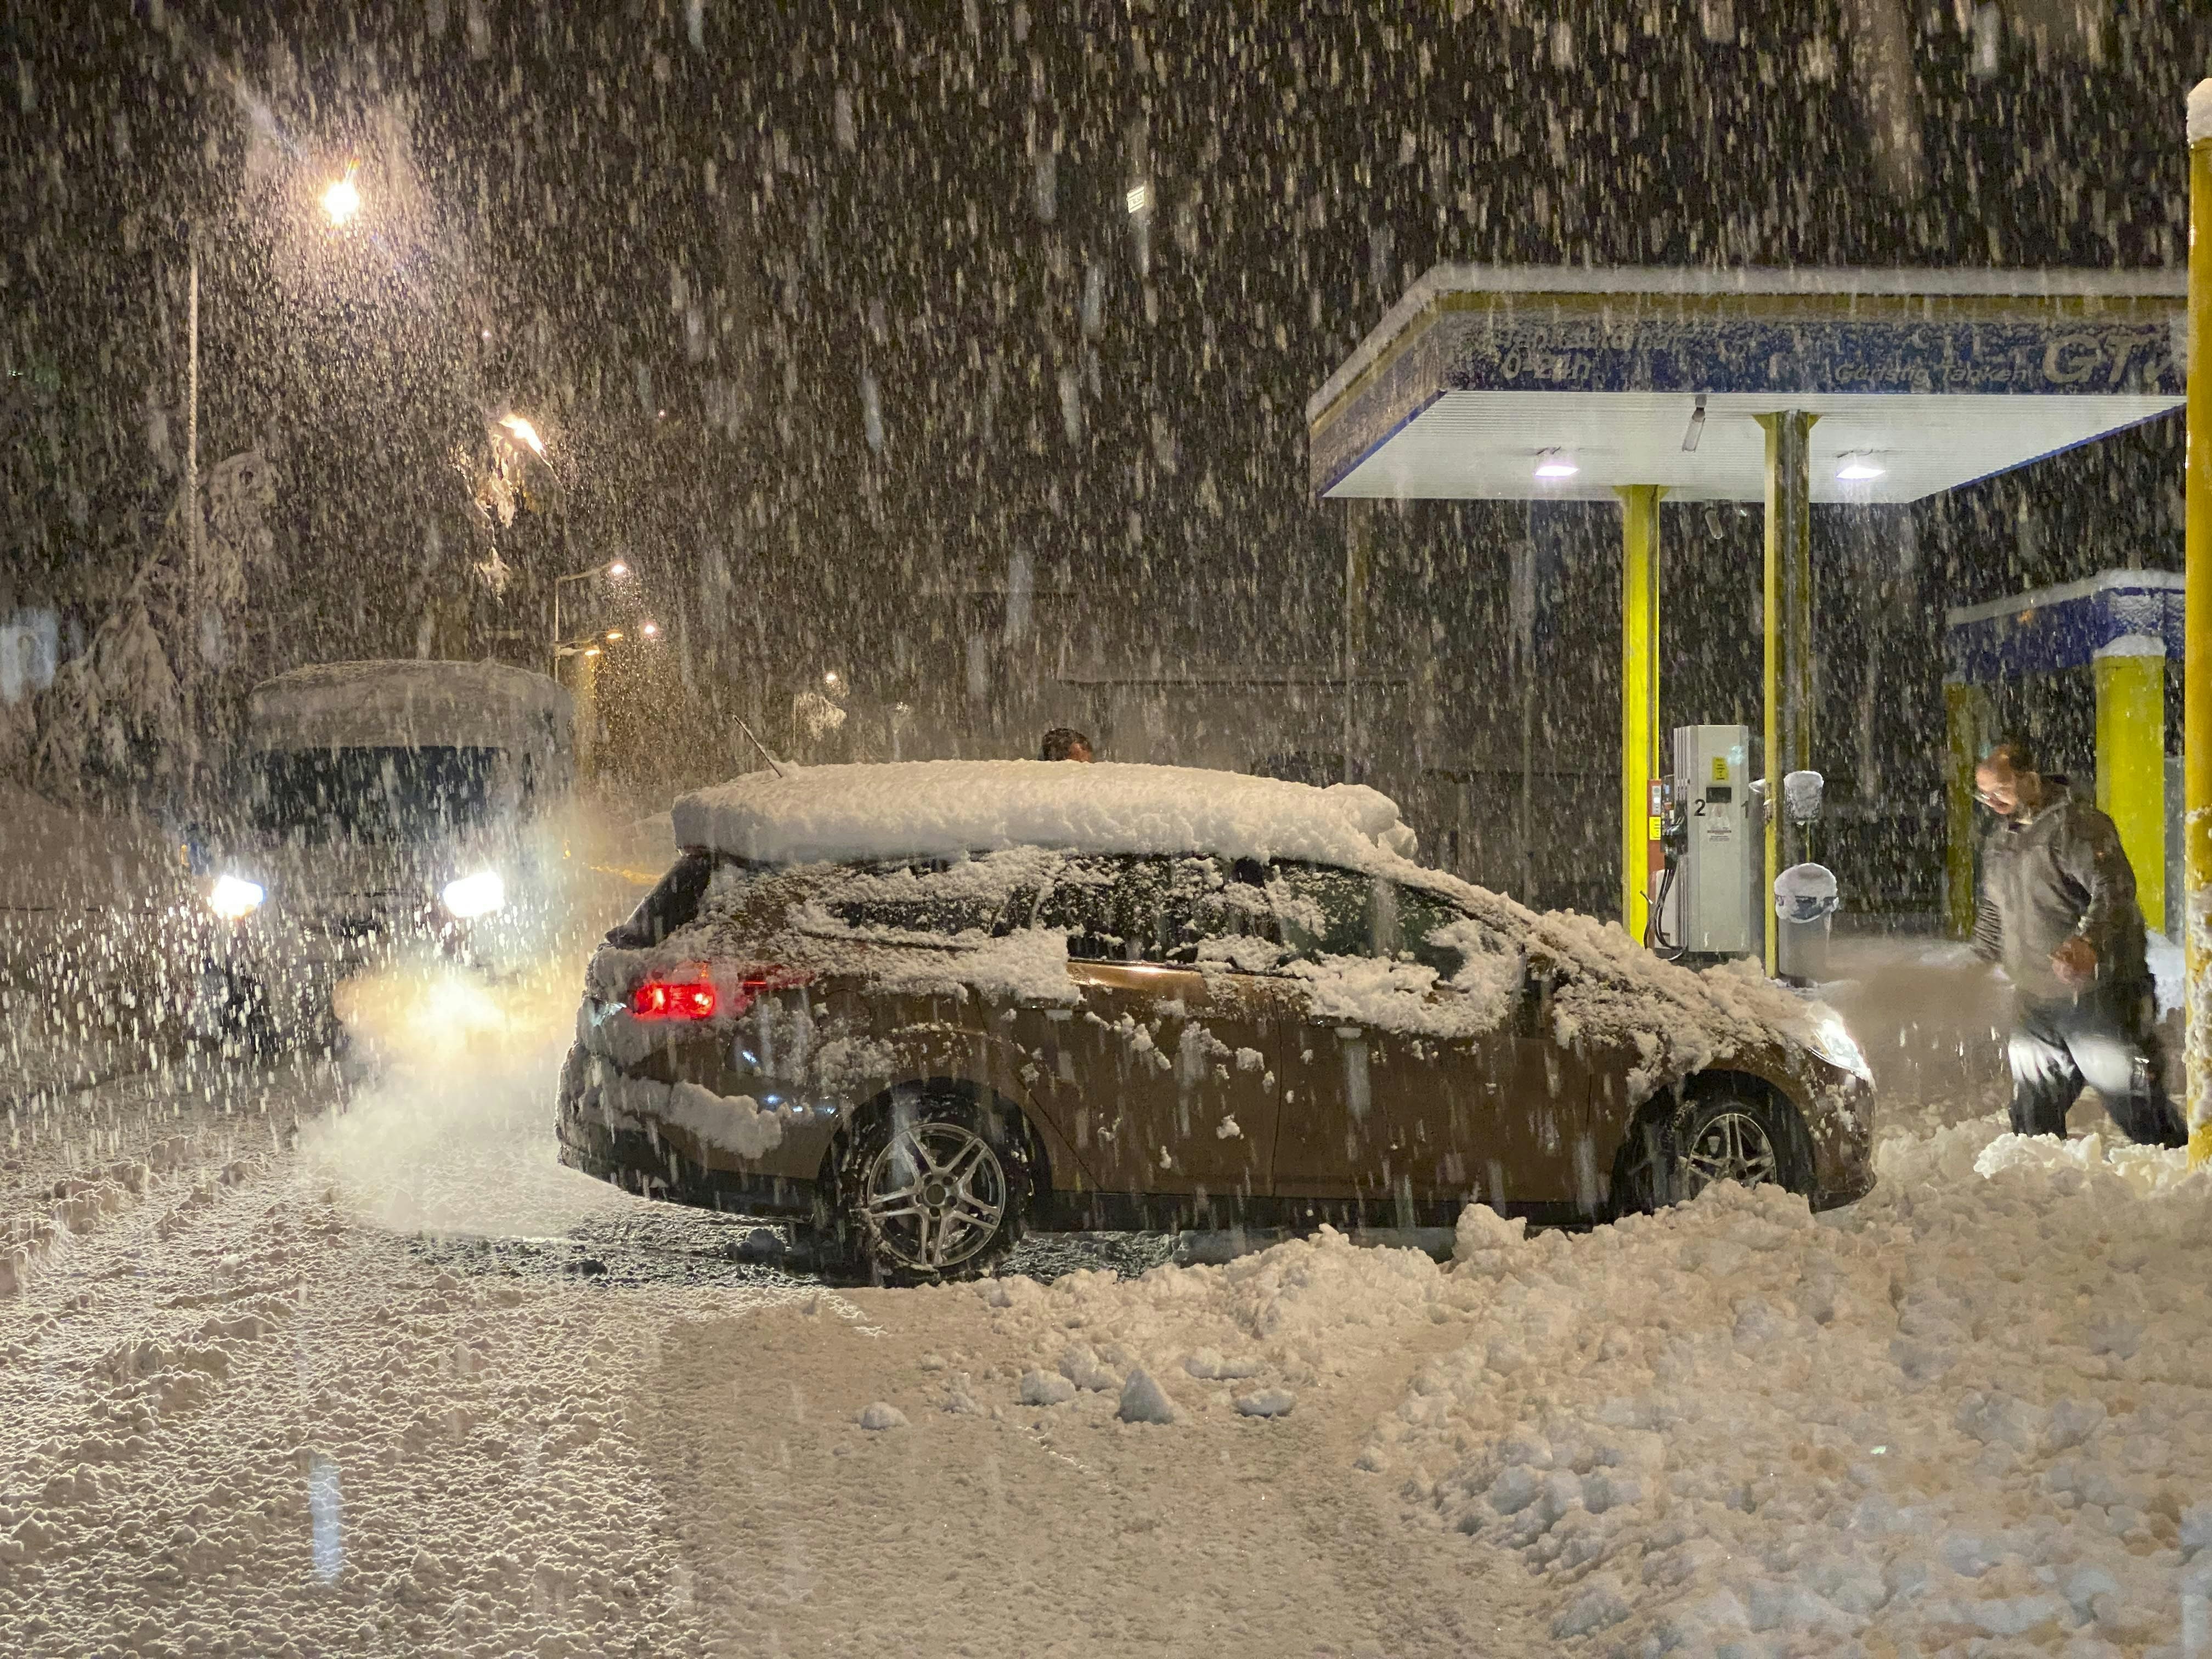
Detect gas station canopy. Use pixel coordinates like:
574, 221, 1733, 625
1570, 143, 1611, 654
1308, 266, 2186, 505
1307, 262, 2192, 974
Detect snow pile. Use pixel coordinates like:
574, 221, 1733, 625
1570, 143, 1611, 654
1367, 1120, 2212, 1652
982, 1223, 1464, 1408
670, 759, 1420, 870
969, 1102, 2212, 1650
2192, 78, 2212, 145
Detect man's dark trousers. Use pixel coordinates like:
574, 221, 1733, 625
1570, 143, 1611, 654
2008, 980, 2187, 1146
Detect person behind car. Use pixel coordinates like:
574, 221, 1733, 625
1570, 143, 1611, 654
1970, 737, 2185, 1148
1041, 727, 1094, 762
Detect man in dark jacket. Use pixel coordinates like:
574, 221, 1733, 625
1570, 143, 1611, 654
1971, 739, 2186, 1146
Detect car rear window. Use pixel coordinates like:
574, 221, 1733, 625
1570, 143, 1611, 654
605, 849, 740, 947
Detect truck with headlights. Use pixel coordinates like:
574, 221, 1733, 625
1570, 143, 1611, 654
184, 659, 574, 1045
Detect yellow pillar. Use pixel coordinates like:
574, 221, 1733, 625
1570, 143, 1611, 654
1944, 679, 1989, 939
2187, 84, 2212, 1163
1758, 411, 1816, 977
2095, 644, 2166, 935
1342, 500, 1372, 785
1618, 486, 1663, 941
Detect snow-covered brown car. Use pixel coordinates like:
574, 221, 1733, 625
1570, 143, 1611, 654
557, 761, 1874, 1280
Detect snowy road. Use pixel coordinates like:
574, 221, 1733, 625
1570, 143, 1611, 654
8, 936, 2212, 1656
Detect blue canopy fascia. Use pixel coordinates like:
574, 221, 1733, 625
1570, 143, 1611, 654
1943, 570, 2182, 685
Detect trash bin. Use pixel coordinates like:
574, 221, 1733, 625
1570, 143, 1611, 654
1774, 862, 1838, 984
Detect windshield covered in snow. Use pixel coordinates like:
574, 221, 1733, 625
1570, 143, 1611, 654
243, 745, 504, 845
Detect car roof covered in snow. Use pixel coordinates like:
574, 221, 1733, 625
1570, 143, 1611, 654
245, 660, 573, 753
670, 760, 1421, 871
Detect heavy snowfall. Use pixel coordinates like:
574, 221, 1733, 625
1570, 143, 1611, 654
13, 3, 2212, 1657
1, 793, 2206, 1656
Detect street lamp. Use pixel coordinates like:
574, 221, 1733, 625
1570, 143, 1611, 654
550, 558, 631, 669
321, 161, 363, 226
497, 413, 546, 458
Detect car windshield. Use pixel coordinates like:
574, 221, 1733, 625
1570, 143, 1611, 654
244, 746, 503, 845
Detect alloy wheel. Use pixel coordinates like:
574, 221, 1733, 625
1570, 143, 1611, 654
860, 1119, 1009, 1272
1676, 1108, 1780, 1198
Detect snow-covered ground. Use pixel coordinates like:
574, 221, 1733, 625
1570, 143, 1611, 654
7, 914, 2212, 1656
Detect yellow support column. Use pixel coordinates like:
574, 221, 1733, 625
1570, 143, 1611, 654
1618, 486, 1663, 941
2187, 83, 2212, 1164
1758, 412, 1816, 977
1944, 679, 1989, 939
2095, 643, 2166, 935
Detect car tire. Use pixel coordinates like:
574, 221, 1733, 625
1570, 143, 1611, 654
1610, 1086, 1811, 1215
833, 1084, 1032, 1284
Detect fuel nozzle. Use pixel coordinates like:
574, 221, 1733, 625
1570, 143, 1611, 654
1658, 778, 1689, 868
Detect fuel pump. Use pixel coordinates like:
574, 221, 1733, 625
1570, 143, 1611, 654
1650, 724, 1756, 960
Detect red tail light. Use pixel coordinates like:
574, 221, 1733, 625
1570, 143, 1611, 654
630, 980, 717, 1020
627, 966, 811, 1022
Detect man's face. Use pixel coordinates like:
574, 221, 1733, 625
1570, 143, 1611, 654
1975, 758, 2022, 816
1069, 738, 1094, 763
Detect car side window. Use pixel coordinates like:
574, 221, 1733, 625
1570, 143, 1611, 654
1123, 856, 1232, 963
1184, 857, 1279, 960
823, 858, 1041, 938
1268, 865, 1373, 959
1036, 856, 1273, 964
1036, 856, 1131, 960
1268, 867, 1509, 980
1383, 883, 1486, 977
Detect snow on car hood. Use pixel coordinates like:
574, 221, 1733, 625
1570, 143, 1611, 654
670, 760, 1420, 870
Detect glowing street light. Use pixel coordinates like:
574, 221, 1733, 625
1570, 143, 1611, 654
605, 629, 625, 642
1836, 456, 1884, 482
498, 413, 546, 458
1533, 450, 1579, 481
321, 161, 363, 226
551, 558, 636, 670
640, 622, 659, 637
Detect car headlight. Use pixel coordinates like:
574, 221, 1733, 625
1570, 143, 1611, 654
1803, 1002, 1872, 1082
207, 873, 266, 921
441, 869, 505, 919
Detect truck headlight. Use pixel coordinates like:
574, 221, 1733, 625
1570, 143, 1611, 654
1804, 1003, 1872, 1082
207, 873, 266, 921
441, 869, 505, 919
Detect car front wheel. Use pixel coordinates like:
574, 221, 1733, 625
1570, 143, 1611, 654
1612, 1087, 1810, 1214
835, 1086, 1032, 1283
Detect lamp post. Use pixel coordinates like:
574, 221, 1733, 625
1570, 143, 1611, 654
174, 166, 360, 798
550, 559, 629, 670
182, 232, 204, 791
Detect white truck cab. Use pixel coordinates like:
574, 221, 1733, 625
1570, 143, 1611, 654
189, 659, 574, 1041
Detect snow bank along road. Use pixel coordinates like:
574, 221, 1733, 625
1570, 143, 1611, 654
8, 943, 2212, 1655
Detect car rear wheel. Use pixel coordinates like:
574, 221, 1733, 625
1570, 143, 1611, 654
1611, 1087, 1810, 1214
836, 1086, 1032, 1283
